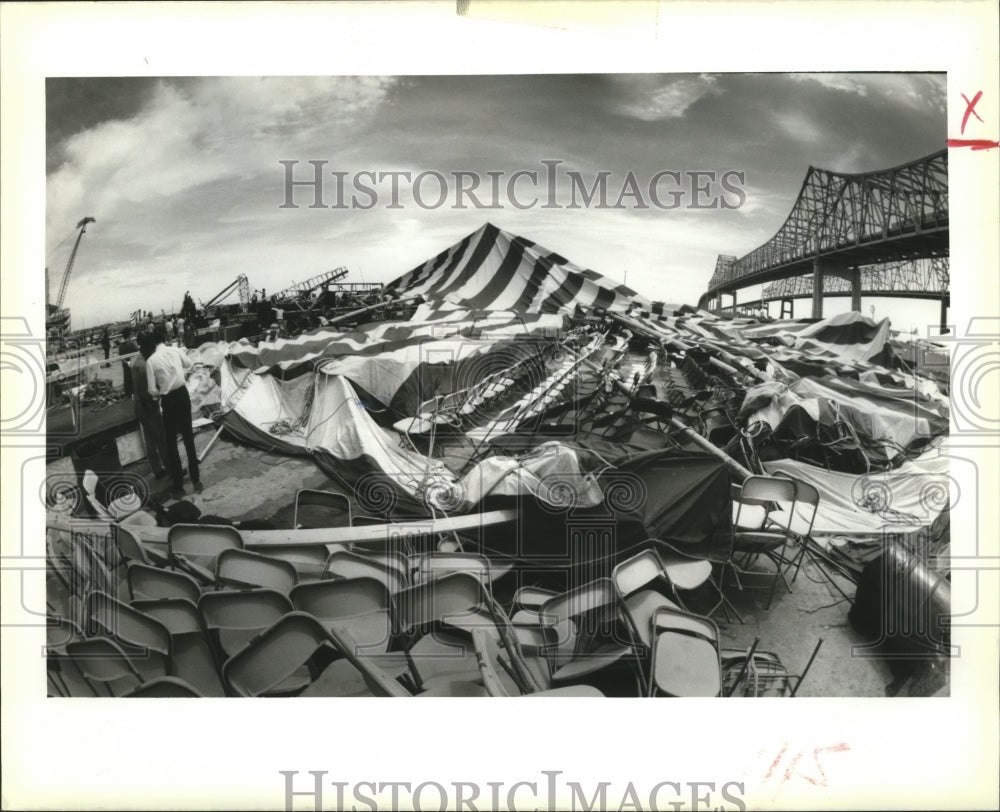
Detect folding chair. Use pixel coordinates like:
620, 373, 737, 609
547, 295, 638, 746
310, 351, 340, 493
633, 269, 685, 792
722, 637, 823, 697
534, 578, 636, 687
167, 523, 244, 584
329, 619, 488, 697
127, 562, 202, 604
391, 571, 506, 691
220, 612, 483, 697
293, 488, 352, 529
198, 588, 297, 677
324, 550, 408, 594
648, 605, 722, 697
412, 552, 514, 587
65, 637, 145, 696
123, 676, 205, 697
290, 577, 394, 654
131, 597, 225, 697
610, 548, 686, 691
215, 548, 297, 593
113, 525, 169, 568
775, 476, 821, 582
721, 476, 798, 610
85, 590, 172, 681
221, 611, 338, 697
469, 627, 604, 697
46, 617, 90, 697
256, 544, 331, 582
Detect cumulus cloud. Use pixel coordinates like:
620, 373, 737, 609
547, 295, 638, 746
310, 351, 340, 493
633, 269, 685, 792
789, 72, 946, 115
612, 73, 722, 121
46, 76, 398, 252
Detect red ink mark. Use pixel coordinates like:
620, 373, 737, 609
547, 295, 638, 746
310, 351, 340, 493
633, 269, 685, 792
764, 743, 788, 781
947, 138, 1000, 151
762, 742, 852, 789
960, 91, 984, 134
781, 750, 803, 786
799, 742, 852, 787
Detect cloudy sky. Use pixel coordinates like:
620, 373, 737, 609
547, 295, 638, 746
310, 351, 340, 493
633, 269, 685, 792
46, 72, 946, 327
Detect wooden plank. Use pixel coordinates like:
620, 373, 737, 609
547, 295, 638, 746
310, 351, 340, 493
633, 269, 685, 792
45, 508, 518, 547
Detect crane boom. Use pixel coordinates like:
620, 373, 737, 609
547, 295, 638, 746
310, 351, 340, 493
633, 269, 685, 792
54, 217, 96, 310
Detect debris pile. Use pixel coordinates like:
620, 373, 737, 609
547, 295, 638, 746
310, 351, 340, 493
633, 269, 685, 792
45, 222, 951, 697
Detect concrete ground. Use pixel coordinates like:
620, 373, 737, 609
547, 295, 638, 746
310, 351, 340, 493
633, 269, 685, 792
48, 432, 934, 698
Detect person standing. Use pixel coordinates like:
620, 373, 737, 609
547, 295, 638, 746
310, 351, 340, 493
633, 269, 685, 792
118, 327, 139, 397
147, 328, 201, 496
132, 332, 169, 480
100, 327, 111, 367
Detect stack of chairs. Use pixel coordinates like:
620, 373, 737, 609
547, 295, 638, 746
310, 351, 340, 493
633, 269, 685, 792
46, 486, 818, 698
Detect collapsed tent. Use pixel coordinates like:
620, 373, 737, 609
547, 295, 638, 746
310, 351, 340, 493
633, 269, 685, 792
197, 222, 949, 559
383, 222, 648, 314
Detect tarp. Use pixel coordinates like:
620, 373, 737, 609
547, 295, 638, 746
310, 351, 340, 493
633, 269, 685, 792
220, 362, 603, 517
739, 375, 947, 465
384, 222, 648, 314
478, 448, 732, 562
764, 439, 951, 536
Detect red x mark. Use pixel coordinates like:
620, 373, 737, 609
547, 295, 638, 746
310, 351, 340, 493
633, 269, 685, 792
961, 91, 984, 134
948, 89, 998, 150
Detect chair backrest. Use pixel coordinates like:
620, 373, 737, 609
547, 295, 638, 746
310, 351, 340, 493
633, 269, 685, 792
392, 571, 488, 634
124, 676, 205, 697
787, 478, 820, 537
131, 597, 203, 636
127, 562, 202, 604
651, 605, 718, 643
537, 578, 620, 663
114, 525, 151, 564
85, 590, 172, 663
347, 548, 410, 580
215, 548, 298, 592
167, 523, 243, 570
649, 606, 721, 697
538, 578, 618, 626
327, 621, 411, 697
221, 612, 329, 697
65, 636, 143, 695
290, 577, 390, 621
732, 476, 796, 531
611, 548, 669, 599
324, 550, 406, 594
413, 552, 493, 585
256, 544, 329, 580
511, 585, 559, 613
294, 489, 352, 529
198, 588, 293, 632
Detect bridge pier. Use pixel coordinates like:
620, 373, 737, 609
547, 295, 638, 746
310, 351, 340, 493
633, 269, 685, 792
812, 256, 858, 318
780, 298, 794, 319
811, 260, 824, 319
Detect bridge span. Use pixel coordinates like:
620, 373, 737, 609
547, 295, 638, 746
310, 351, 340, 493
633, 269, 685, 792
699, 149, 948, 319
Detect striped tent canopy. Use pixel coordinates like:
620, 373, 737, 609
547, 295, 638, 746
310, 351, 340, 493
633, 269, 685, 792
384, 222, 648, 314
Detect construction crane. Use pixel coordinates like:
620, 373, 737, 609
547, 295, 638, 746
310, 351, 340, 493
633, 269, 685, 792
272, 267, 349, 302
49, 216, 96, 311
201, 273, 251, 313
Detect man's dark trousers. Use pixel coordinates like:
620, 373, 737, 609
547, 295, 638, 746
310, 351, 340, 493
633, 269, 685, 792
161, 385, 199, 488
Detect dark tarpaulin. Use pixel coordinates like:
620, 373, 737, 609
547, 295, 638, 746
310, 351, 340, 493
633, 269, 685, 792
479, 449, 731, 568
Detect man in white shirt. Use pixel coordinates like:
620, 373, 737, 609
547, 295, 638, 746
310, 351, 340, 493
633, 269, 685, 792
147, 329, 201, 496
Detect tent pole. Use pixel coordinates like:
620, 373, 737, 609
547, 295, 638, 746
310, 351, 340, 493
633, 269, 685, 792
323, 295, 420, 327
585, 355, 754, 482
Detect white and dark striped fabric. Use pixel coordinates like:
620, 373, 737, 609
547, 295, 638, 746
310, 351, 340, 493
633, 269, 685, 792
384, 222, 647, 314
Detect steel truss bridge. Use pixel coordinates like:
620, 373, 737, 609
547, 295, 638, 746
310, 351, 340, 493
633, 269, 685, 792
699, 149, 949, 319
